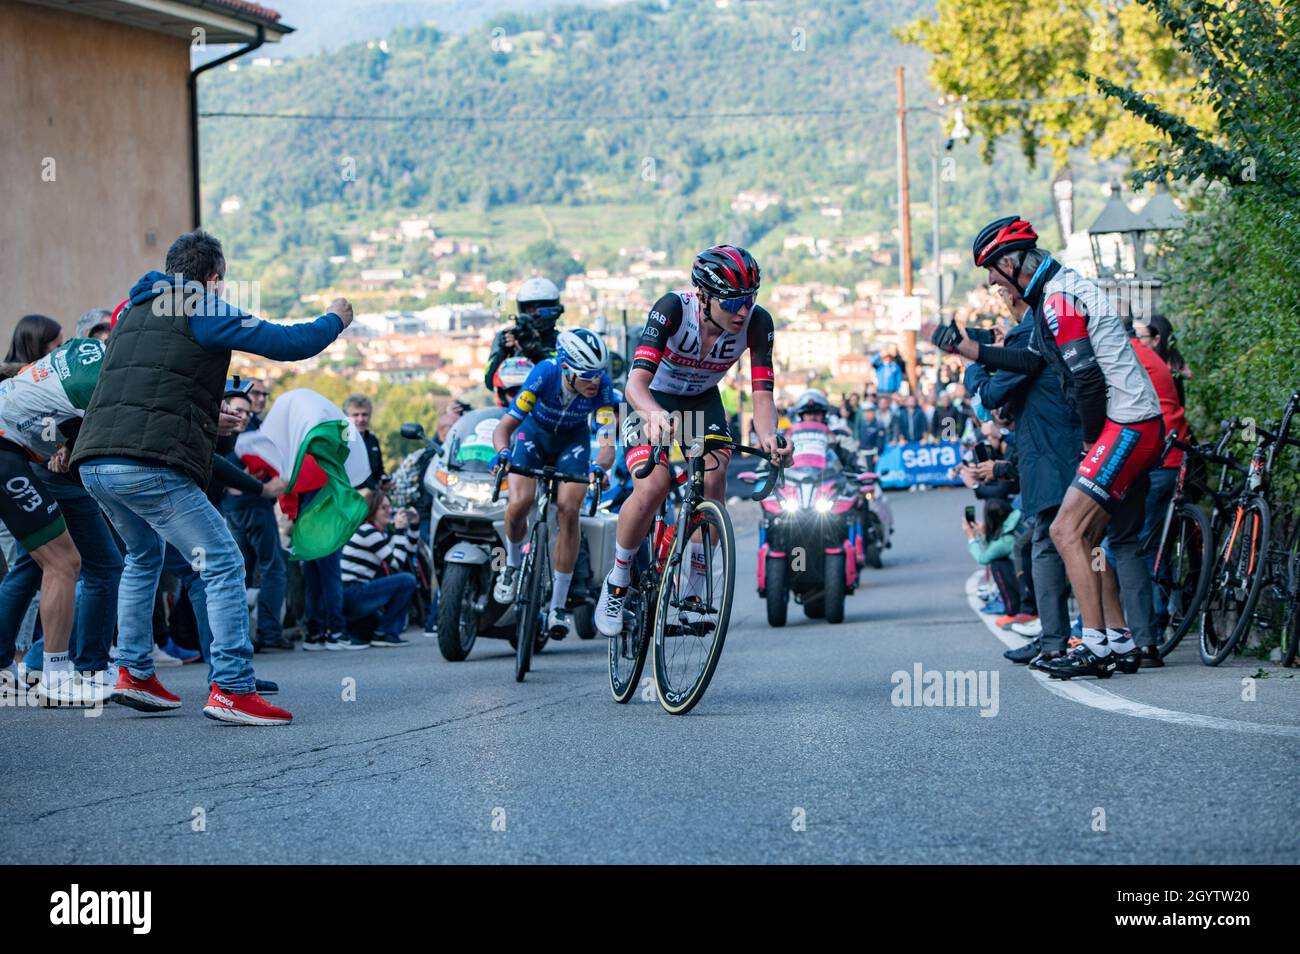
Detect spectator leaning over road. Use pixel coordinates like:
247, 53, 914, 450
339, 489, 418, 648
0, 334, 120, 706
939, 217, 1163, 676
962, 290, 1082, 665
963, 497, 1023, 620
344, 393, 385, 490
891, 394, 930, 444
158, 382, 287, 692
0, 315, 66, 682
72, 229, 352, 726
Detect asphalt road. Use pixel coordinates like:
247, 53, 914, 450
4, 488, 1297, 864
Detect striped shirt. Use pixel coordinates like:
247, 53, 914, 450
340, 522, 418, 584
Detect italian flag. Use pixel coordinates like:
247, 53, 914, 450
235, 389, 371, 561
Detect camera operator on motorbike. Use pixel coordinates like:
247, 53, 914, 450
594, 244, 787, 637
789, 389, 857, 470
484, 277, 564, 391
491, 330, 616, 640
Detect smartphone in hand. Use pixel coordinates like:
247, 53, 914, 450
964, 505, 977, 525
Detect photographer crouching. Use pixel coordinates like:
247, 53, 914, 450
483, 277, 564, 391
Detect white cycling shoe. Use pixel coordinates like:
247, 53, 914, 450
493, 565, 520, 604
594, 573, 629, 637
546, 607, 574, 641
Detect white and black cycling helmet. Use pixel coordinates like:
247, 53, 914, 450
556, 328, 608, 376
793, 389, 831, 418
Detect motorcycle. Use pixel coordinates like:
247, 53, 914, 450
853, 447, 894, 570
410, 408, 620, 660
743, 420, 863, 626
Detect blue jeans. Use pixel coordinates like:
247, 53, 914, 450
0, 479, 123, 672
299, 490, 345, 635
224, 496, 286, 642
1141, 466, 1179, 629
162, 544, 217, 682
343, 573, 416, 636
81, 461, 255, 693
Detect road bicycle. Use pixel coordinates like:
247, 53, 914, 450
1150, 420, 1239, 657
492, 461, 599, 682
1200, 391, 1300, 666
608, 436, 783, 714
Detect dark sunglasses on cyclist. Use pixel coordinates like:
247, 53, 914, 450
564, 364, 602, 382
718, 295, 755, 314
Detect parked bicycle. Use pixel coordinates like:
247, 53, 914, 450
1150, 419, 1239, 657
492, 460, 600, 682
1200, 391, 1300, 666
608, 437, 784, 714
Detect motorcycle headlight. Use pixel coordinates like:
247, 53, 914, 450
814, 499, 833, 513
781, 498, 799, 513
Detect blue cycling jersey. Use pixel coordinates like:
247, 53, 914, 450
507, 357, 617, 434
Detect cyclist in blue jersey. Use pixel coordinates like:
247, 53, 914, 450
491, 329, 617, 639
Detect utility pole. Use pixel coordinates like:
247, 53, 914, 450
895, 66, 917, 392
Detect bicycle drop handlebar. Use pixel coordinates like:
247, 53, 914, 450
633, 435, 787, 502
491, 460, 601, 516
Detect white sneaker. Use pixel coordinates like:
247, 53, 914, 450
35, 672, 113, 708
493, 565, 521, 604
150, 645, 183, 668
1011, 618, 1043, 638
594, 574, 629, 637
546, 607, 574, 641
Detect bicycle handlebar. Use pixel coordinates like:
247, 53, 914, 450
632, 435, 788, 502
490, 460, 598, 510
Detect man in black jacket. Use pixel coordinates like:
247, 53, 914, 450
961, 295, 1080, 665
73, 229, 350, 724
483, 277, 562, 390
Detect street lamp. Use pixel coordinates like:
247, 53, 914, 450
1087, 181, 1144, 279
929, 107, 970, 314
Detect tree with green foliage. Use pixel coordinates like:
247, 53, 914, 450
1088, 0, 1299, 508
898, 0, 1212, 168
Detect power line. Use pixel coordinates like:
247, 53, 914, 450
198, 88, 1192, 124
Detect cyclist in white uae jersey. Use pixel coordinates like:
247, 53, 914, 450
594, 244, 784, 637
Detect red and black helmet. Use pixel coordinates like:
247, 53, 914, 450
972, 217, 1038, 267
691, 244, 761, 298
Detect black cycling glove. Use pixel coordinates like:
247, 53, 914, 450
931, 322, 964, 355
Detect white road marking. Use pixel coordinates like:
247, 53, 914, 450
965, 572, 1300, 740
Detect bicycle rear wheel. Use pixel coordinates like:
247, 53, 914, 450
1200, 498, 1270, 666
1155, 501, 1214, 657
515, 521, 548, 682
609, 575, 653, 703
652, 499, 736, 715
1282, 520, 1300, 667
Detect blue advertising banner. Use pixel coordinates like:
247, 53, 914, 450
878, 441, 964, 489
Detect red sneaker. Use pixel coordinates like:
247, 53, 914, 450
1012, 614, 1039, 625
111, 669, 181, 712
203, 684, 292, 726
994, 614, 1018, 628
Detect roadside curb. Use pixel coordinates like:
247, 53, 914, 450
964, 571, 1300, 740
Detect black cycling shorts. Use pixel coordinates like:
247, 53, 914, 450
623, 386, 733, 472
0, 440, 66, 552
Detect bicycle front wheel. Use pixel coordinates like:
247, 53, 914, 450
1155, 501, 1214, 657
1200, 497, 1270, 666
515, 521, 548, 682
609, 577, 652, 703
652, 499, 736, 715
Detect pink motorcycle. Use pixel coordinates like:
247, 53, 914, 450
744, 421, 863, 626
